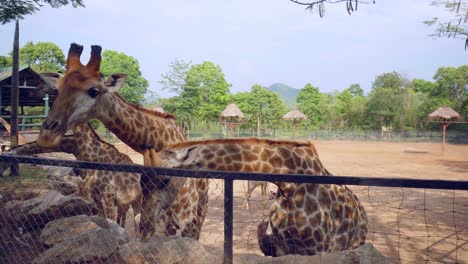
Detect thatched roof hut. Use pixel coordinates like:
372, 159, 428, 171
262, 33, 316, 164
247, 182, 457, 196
428, 107, 461, 120
221, 103, 244, 119
282, 109, 307, 120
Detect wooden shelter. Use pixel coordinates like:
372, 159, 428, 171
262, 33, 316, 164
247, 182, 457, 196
283, 109, 307, 140
220, 103, 245, 137
0, 65, 57, 130
428, 107, 463, 152
0, 65, 57, 108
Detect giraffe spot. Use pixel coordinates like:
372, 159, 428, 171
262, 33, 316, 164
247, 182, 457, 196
252, 162, 261, 171
233, 163, 242, 171
294, 211, 307, 227
226, 165, 235, 171
295, 148, 305, 156
313, 229, 324, 243
294, 187, 306, 208
242, 150, 257, 163
318, 187, 331, 209
217, 149, 227, 156
269, 155, 282, 167
223, 156, 232, 164
284, 158, 295, 170
251, 145, 262, 153
260, 148, 273, 161
204, 153, 215, 160
272, 168, 281, 174
305, 195, 319, 214
215, 157, 223, 164
331, 202, 343, 219
309, 213, 321, 227
231, 153, 242, 162
218, 165, 227, 171
300, 226, 313, 241
224, 144, 240, 154
306, 184, 319, 197
207, 162, 217, 170
244, 164, 253, 172
277, 147, 291, 159
201, 148, 210, 155
261, 163, 273, 173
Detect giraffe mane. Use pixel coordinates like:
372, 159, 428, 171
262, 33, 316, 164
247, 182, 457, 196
113, 93, 175, 120
168, 138, 316, 150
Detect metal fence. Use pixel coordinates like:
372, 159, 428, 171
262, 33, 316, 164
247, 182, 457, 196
186, 128, 468, 144
0, 155, 467, 263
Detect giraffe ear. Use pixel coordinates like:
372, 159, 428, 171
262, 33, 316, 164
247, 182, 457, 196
39, 73, 63, 90
103, 73, 127, 93
176, 146, 199, 166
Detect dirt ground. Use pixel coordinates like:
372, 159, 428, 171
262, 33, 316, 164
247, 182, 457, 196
115, 140, 468, 263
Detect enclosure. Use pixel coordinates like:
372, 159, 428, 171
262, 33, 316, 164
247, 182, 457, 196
0, 140, 467, 263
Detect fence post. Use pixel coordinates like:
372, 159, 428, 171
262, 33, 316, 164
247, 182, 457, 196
224, 178, 233, 264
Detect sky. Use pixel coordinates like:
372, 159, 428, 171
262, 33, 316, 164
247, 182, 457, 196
0, 0, 466, 99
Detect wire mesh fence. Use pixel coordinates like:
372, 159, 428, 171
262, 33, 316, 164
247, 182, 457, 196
0, 155, 467, 264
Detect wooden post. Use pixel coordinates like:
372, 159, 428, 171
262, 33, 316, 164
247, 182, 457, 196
293, 119, 297, 140
10, 20, 20, 177
442, 122, 450, 152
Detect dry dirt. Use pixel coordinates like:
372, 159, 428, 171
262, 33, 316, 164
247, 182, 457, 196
115, 140, 468, 263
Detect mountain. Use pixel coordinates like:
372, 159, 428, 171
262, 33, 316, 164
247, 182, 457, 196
266, 83, 300, 107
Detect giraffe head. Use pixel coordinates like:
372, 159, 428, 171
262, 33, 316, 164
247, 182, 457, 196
37, 43, 127, 148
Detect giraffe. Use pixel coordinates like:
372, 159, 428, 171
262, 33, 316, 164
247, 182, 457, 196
2, 124, 142, 229
242, 180, 269, 210
140, 138, 368, 256
36, 43, 208, 240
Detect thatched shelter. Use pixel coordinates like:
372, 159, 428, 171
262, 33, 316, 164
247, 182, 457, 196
283, 109, 307, 140
429, 107, 461, 120
428, 107, 463, 151
152, 107, 165, 113
220, 103, 245, 137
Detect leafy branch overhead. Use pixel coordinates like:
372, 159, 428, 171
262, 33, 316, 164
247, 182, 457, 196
288, 0, 375, 17
423, 0, 468, 49
0, 0, 84, 24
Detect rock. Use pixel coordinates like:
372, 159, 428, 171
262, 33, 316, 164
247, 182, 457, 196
118, 236, 216, 264
0, 190, 94, 231
33, 215, 129, 264
233, 243, 395, 264
0, 188, 50, 202
47, 174, 82, 195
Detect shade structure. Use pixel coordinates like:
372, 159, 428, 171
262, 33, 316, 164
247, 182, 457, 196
428, 107, 461, 152
221, 103, 245, 119
282, 110, 307, 140
428, 107, 461, 120
282, 109, 307, 120
220, 103, 245, 137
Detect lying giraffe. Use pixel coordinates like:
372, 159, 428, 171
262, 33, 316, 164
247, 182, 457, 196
36, 43, 208, 240
140, 138, 368, 255
3, 124, 141, 228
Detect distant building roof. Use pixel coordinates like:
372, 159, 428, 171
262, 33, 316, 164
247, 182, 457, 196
152, 107, 165, 113
0, 66, 58, 107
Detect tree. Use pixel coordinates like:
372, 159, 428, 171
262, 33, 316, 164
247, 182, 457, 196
431, 65, 468, 109
347, 83, 364, 97
0, 55, 12, 67
159, 58, 191, 95
18, 41, 65, 72
411, 78, 434, 94
297, 83, 322, 127
424, 0, 468, 48
232, 85, 287, 135
366, 72, 411, 131
335, 89, 353, 127
0, 0, 84, 24
288, 0, 374, 17
100, 50, 149, 104
184, 61, 231, 123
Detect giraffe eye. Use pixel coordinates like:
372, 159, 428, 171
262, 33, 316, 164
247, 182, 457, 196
87, 87, 100, 98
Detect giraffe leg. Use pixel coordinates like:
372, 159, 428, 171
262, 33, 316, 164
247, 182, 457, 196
143, 148, 151, 167
261, 182, 268, 209
242, 181, 256, 209
149, 148, 158, 167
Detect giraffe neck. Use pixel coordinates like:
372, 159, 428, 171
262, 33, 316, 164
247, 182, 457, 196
94, 93, 186, 153
71, 123, 104, 161
7, 136, 79, 157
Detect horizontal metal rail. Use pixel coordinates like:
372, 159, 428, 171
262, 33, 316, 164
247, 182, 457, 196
1, 155, 468, 191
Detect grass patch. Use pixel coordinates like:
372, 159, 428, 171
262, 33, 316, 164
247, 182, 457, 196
0, 165, 48, 189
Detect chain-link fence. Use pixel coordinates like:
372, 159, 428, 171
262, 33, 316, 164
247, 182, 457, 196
0, 155, 467, 263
